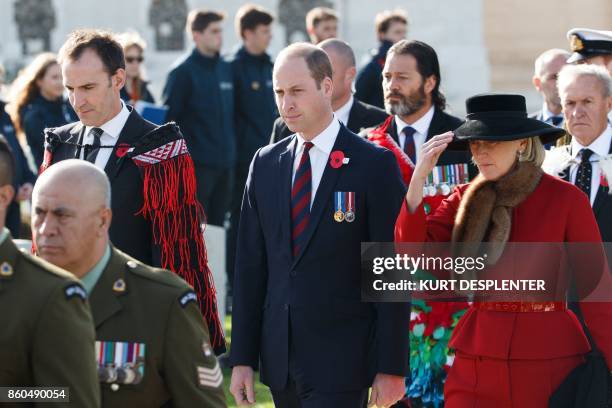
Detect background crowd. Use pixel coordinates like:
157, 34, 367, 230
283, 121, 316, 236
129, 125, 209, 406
0, 2, 611, 408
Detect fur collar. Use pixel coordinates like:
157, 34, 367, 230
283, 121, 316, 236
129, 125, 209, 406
451, 161, 543, 264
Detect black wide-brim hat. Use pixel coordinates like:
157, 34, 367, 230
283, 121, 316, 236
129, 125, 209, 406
448, 94, 566, 150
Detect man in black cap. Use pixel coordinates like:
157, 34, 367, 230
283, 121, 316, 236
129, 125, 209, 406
566, 28, 612, 124
567, 28, 612, 75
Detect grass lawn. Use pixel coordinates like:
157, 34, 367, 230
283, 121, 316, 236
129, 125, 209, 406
222, 315, 274, 407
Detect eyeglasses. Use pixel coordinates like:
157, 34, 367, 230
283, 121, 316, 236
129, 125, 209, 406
126, 56, 144, 64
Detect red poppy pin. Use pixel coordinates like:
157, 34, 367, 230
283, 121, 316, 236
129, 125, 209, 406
329, 150, 350, 169
601, 173, 609, 188
115, 143, 131, 158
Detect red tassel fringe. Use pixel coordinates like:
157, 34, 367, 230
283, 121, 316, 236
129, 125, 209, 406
136, 153, 225, 353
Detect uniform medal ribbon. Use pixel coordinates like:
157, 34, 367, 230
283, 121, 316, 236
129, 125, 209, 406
345, 192, 355, 222
334, 191, 345, 222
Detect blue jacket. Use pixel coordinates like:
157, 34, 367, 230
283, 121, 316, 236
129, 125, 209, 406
21, 94, 77, 167
1, 101, 36, 237
355, 40, 393, 109
230, 124, 410, 391
227, 46, 278, 165
1, 102, 36, 188
163, 49, 235, 168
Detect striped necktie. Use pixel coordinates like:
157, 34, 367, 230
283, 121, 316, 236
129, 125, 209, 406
291, 142, 314, 258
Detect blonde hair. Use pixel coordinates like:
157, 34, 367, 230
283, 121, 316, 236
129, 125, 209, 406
518, 137, 546, 167
6, 52, 59, 138
117, 31, 147, 53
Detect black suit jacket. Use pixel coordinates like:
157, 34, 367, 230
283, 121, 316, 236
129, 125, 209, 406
45, 110, 159, 266
269, 98, 387, 144
231, 125, 410, 391
563, 139, 612, 242
384, 108, 477, 176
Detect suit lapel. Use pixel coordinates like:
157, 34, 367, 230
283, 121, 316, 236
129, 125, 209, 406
346, 100, 363, 133
89, 248, 126, 329
103, 109, 146, 182
592, 139, 612, 216
426, 108, 446, 141
388, 119, 399, 144
292, 127, 349, 267
279, 136, 297, 258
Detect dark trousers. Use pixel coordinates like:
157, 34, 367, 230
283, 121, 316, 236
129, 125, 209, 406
271, 383, 368, 408
271, 317, 369, 408
195, 165, 232, 227
226, 162, 250, 294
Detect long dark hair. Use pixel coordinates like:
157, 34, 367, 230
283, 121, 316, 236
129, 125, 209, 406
388, 40, 446, 110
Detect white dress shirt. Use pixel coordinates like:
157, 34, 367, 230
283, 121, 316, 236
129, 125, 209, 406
569, 124, 612, 205
81, 101, 130, 169
394, 105, 435, 162
334, 96, 354, 127
292, 117, 341, 208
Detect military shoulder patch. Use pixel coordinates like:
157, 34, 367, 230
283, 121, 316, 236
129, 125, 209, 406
179, 290, 198, 308
64, 283, 87, 301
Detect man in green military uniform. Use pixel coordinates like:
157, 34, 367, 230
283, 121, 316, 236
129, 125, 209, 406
31, 158, 226, 407
0, 137, 100, 407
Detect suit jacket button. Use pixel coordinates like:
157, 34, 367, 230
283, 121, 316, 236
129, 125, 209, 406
284, 304, 289, 311
290, 270, 297, 277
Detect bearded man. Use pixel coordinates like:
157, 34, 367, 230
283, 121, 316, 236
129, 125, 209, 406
363, 39, 475, 190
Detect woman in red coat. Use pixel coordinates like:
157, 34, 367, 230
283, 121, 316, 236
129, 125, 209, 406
395, 94, 612, 407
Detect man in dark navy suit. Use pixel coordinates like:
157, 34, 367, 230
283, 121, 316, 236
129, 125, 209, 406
229, 43, 410, 408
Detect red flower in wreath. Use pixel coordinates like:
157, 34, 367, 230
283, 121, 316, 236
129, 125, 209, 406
329, 150, 346, 169
115, 143, 131, 158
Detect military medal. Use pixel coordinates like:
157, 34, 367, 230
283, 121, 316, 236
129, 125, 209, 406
432, 167, 441, 196
334, 191, 345, 222
449, 164, 457, 190
439, 166, 450, 195
96, 341, 146, 385
345, 192, 355, 222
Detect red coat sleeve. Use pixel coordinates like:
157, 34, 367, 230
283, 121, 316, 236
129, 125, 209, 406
565, 187, 612, 368
394, 187, 464, 243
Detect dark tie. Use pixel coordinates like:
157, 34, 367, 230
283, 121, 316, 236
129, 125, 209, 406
402, 126, 417, 163
86, 127, 104, 164
551, 116, 563, 127
575, 148, 594, 199
291, 142, 314, 257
